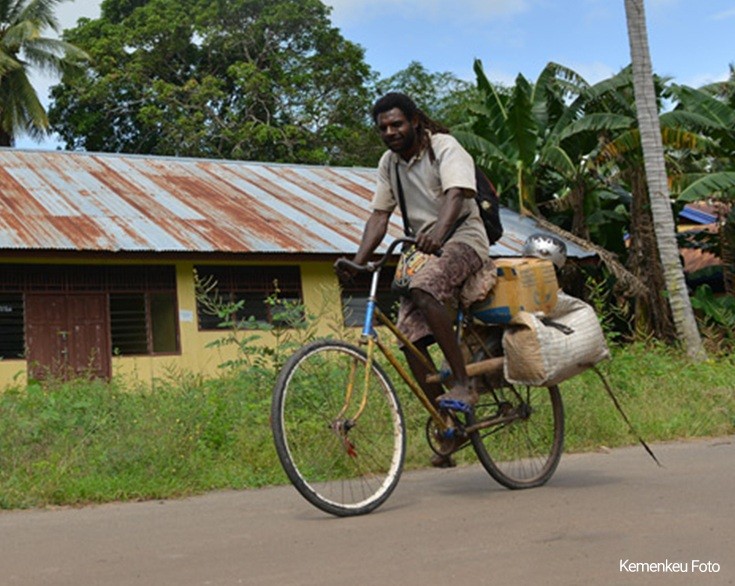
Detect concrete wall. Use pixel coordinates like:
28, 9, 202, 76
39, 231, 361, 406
0, 257, 346, 389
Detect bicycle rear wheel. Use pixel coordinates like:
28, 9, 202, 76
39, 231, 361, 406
469, 384, 564, 489
271, 339, 405, 517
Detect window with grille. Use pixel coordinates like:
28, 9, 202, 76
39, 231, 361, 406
0, 294, 24, 359
110, 292, 178, 355
194, 265, 303, 330
0, 264, 179, 358
340, 270, 401, 327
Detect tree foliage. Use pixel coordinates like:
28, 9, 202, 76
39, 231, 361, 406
454, 58, 631, 241
669, 76, 735, 296
49, 0, 378, 164
454, 55, 719, 346
376, 60, 477, 128
0, 0, 87, 146
37, 0, 734, 349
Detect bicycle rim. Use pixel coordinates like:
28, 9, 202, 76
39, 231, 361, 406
469, 384, 564, 489
271, 340, 405, 517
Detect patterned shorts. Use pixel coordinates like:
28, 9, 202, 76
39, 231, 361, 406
396, 241, 483, 345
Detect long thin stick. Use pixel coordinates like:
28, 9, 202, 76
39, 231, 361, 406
592, 365, 662, 467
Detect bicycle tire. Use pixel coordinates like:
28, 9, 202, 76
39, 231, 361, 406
271, 339, 406, 517
468, 384, 564, 489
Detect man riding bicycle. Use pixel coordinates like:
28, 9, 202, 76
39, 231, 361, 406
335, 92, 491, 466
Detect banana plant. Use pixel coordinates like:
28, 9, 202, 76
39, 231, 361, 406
454, 59, 632, 247
667, 82, 735, 295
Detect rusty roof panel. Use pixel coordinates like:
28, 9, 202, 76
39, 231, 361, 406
0, 149, 389, 254
0, 149, 594, 259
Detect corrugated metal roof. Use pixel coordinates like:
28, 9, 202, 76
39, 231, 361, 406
679, 204, 718, 225
0, 148, 595, 259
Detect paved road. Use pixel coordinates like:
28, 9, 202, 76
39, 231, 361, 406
1, 436, 733, 586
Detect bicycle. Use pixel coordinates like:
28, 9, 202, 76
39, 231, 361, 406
270, 237, 564, 517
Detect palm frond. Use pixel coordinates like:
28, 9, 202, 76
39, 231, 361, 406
660, 109, 726, 133
556, 112, 633, 144
452, 129, 509, 162
677, 172, 735, 202
20, 37, 89, 73
669, 84, 735, 128
0, 0, 88, 142
473, 59, 509, 121
0, 50, 23, 76
2, 20, 39, 49
596, 129, 640, 165
0, 63, 49, 135
18, 0, 62, 32
659, 126, 717, 153
509, 74, 538, 166
545, 61, 590, 89
541, 143, 576, 177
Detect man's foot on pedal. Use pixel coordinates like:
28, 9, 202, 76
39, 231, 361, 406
437, 386, 478, 413
430, 453, 456, 468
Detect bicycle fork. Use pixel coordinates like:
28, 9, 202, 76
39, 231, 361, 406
330, 342, 376, 458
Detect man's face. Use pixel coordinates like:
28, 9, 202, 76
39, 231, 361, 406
376, 108, 418, 158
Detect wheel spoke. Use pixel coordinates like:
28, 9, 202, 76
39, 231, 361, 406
470, 384, 564, 489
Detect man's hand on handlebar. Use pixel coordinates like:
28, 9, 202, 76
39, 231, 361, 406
415, 230, 443, 255
333, 238, 435, 284
334, 257, 358, 284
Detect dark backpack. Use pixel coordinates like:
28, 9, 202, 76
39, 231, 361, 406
400, 144, 504, 246
474, 166, 503, 245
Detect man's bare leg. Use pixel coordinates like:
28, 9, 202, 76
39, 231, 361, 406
410, 288, 477, 407
402, 338, 442, 404
401, 339, 458, 468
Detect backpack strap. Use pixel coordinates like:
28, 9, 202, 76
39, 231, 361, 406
394, 161, 413, 237
394, 160, 470, 242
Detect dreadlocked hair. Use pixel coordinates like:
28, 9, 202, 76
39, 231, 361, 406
371, 92, 449, 161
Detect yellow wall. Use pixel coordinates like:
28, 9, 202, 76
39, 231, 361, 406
170, 260, 346, 379
0, 361, 25, 388
0, 257, 346, 389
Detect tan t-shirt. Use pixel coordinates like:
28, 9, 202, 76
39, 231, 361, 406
372, 132, 490, 259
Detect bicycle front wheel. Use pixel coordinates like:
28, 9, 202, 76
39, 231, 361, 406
469, 384, 564, 489
271, 340, 406, 517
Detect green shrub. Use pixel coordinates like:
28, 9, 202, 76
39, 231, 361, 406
1, 340, 733, 509
2, 280, 734, 509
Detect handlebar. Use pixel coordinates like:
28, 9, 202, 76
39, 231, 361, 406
335, 237, 417, 274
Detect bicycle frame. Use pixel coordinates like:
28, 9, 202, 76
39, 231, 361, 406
272, 240, 568, 516
339, 236, 508, 434
353, 262, 450, 432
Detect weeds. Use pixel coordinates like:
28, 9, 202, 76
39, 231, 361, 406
194, 271, 301, 372
1, 281, 734, 509
0, 371, 284, 509
1, 340, 733, 510
562, 342, 735, 450
690, 284, 735, 354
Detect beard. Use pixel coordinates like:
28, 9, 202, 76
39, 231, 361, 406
385, 125, 417, 155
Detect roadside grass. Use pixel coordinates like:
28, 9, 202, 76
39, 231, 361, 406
563, 342, 735, 448
1, 342, 733, 510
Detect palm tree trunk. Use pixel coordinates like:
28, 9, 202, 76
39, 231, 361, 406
626, 166, 674, 339
722, 207, 735, 295
624, 0, 706, 359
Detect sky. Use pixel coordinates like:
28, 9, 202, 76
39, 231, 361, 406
16, 0, 735, 150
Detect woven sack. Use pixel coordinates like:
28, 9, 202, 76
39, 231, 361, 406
502, 292, 610, 386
